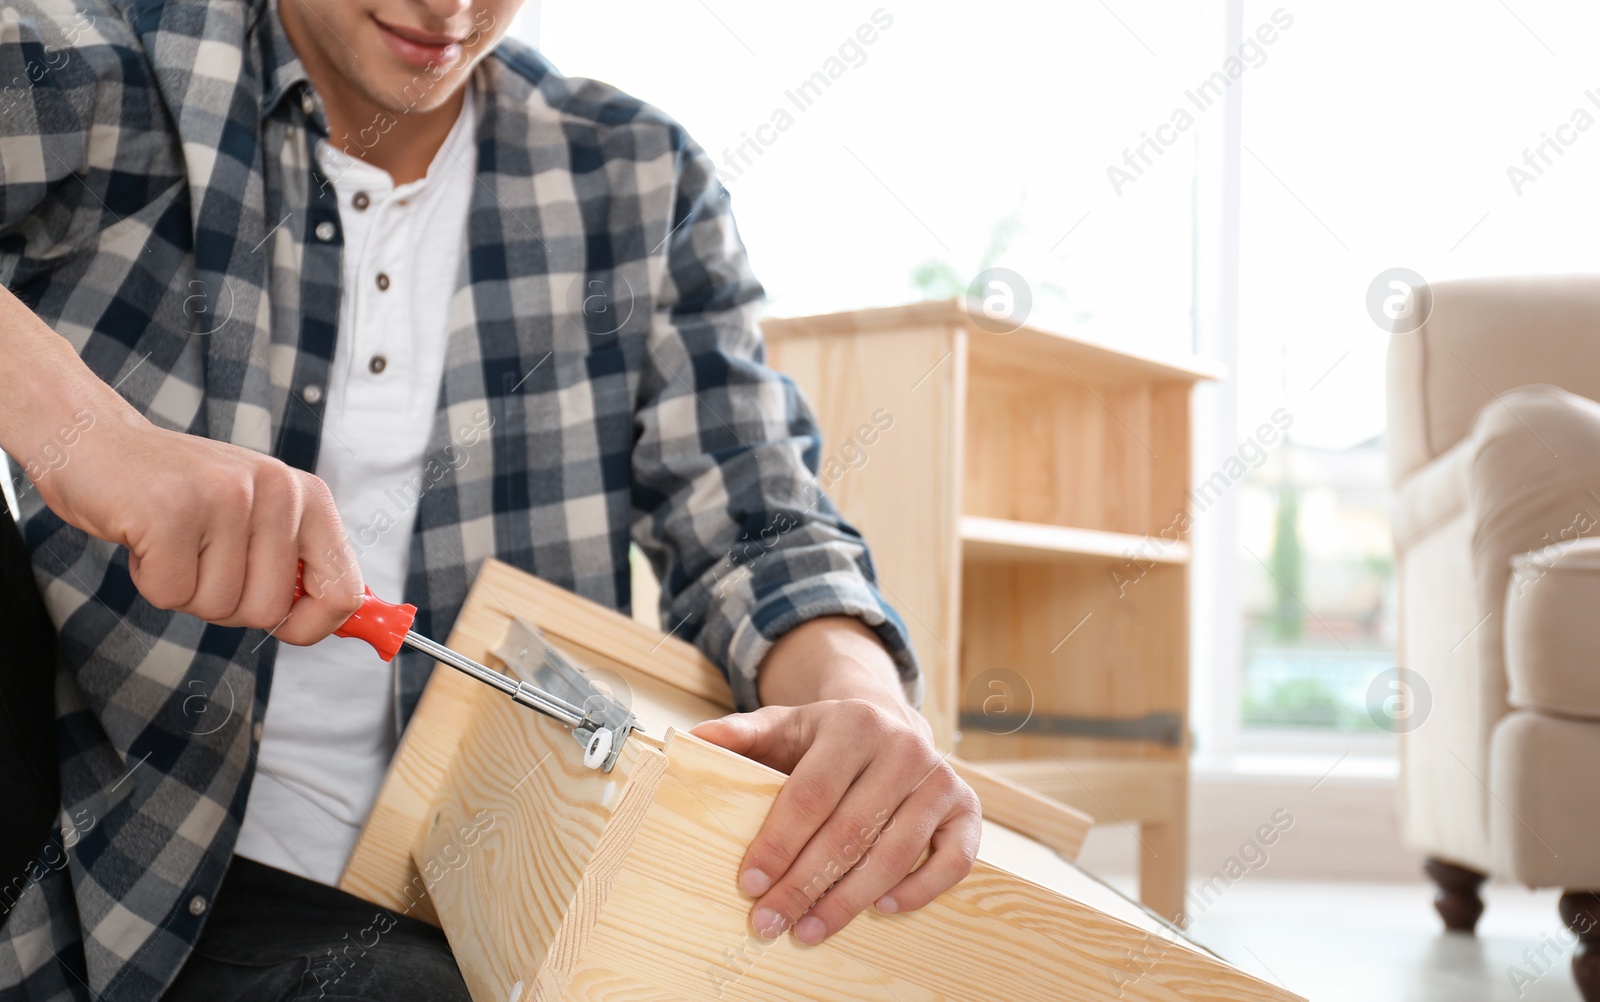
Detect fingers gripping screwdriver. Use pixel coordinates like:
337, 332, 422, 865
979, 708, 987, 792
292, 566, 634, 771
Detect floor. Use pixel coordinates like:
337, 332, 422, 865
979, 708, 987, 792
1101, 876, 1583, 1001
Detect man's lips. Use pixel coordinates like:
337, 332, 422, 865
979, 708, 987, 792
373, 17, 463, 68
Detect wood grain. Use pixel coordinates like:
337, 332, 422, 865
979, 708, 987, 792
342, 559, 1094, 918
962, 356, 1168, 535
955, 558, 1186, 764
417, 686, 670, 1000
420, 705, 642, 995
565, 731, 1294, 1002
355, 560, 1298, 1000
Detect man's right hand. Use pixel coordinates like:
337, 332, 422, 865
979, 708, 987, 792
1, 284, 361, 645
27, 408, 365, 647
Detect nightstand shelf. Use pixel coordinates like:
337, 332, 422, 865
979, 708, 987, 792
960, 515, 1190, 565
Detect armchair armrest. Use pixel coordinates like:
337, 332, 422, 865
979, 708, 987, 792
1507, 538, 1600, 719
1390, 385, 1600, 853
1391, 436, 1470, 556
1449, 386, 1600, 729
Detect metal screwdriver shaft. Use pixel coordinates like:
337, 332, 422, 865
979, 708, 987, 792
396, 630, 588, 729
291, 565, 630, 769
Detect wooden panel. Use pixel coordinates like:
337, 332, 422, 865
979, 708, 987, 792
948, 757, 1088, 860
1147, 382, 1194, 538
955, 559, 1187, 764
978, 758, 1186, 825
761, 299, 1225, 386
563, 732, 1291, 1002
963, 358, 1172, 536
418, 688, 667, 1000
416, 706, 1106, 998
419, 688, 673, 1001
960, 515, 1189, 565
764, 325, 966, 752
384, 562, 1295, 1000
472, 559, 1091, 855
980, 757, 1189, 924
340, 559, 730, 916
344, 560, 1095, 918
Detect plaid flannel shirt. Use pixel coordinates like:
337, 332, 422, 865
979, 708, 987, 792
0, 1, 920, 997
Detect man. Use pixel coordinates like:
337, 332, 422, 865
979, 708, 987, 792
0, 1, 981, 999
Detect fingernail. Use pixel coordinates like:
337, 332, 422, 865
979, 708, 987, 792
740, 868, 771, 896
753, 908, 787, 940
794, 916, 826, 945
876, 895, 899, 914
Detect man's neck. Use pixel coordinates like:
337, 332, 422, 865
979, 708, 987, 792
280, 5, 466, 185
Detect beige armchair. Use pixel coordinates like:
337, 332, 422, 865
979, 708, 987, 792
1388, 275, 1600, 998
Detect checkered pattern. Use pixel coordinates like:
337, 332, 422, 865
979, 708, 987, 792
0, 1, 919, 998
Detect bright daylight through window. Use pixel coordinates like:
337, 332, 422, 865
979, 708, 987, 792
532, 0, 1600, 755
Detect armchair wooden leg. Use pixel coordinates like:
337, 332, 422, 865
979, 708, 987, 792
1424, 857, 1486, 934
1561, 892, 1600, 1001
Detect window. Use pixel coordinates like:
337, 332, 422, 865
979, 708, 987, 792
1218, 0, 1600, 756
530, 0, 1600, 763
531, 0, 1208, 358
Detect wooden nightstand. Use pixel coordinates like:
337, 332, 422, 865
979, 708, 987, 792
759, 299, 1221, 922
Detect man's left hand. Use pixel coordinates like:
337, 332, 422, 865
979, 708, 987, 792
690, 617, 981, 946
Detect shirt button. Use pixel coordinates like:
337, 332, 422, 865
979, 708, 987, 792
375, 272, 390, 291
300, 91, 315, 117
352, 192, 371, 211
369, 355, 387, 374
314, 220, 336, 242
252, 720, 263, 743
302, 384, 324, 405
188, 895, 207, 916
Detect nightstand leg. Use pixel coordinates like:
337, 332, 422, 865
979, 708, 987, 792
1139, 777, 1189, 925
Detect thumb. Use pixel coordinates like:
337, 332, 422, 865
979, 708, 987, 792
690, 705, 809, 772
689, 712, 757, 751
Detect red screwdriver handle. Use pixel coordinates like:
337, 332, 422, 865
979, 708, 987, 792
293, 561, 417, 662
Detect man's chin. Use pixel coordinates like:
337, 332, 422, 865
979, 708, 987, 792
352, 60, 471, 116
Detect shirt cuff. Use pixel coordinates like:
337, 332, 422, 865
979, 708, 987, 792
717, 571, 923, 713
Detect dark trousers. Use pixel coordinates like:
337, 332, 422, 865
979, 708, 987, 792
162, 857, 470, 1002
0, 502, 59, 926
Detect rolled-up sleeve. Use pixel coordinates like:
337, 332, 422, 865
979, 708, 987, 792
628, 130, 921, 713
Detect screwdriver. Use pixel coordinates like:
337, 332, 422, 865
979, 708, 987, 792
292, 566, 597, 736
